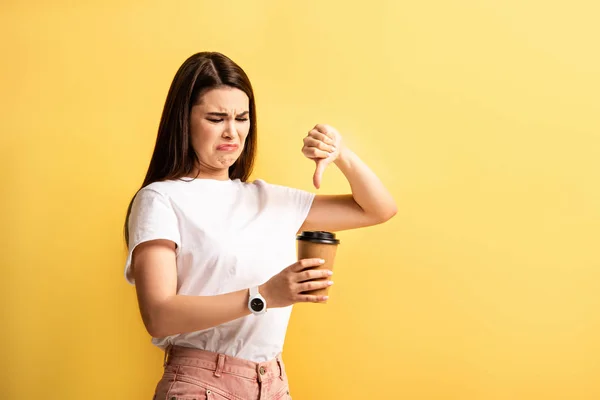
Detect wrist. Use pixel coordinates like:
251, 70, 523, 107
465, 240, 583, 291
333, 145, 352, 168
259, 283, 272, 307
248, 285, 268, 315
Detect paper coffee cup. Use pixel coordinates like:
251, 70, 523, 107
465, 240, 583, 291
296, 231, 340, 301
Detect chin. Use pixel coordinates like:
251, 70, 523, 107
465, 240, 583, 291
216, 156, 240, 167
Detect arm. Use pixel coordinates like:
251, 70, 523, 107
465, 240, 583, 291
133, 239, 251, 338
132, 239, 332, 338
300, 124, 397, 233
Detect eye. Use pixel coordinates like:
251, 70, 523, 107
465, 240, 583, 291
236, 118, 249, 122
207, 118, 223, 123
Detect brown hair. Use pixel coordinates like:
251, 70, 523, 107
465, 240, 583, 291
124, 52, 257, 246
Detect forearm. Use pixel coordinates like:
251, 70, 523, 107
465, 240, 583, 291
146, 289, 251, 338
334, 147, 397, 220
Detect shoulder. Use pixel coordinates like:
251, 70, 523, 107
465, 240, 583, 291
137, 179, 190, 198
145, 180, 180, 192
250, 178, 269, 189
235, 178, 278, 192
249, 178, 288, 191
130, 182, 181, 211
247, 179, 290, 196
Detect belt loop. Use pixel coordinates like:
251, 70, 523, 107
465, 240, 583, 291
163, 344, 172, 368
214, 354, 225, 378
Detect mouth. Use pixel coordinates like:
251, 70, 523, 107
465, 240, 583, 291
217, 144, 239, 152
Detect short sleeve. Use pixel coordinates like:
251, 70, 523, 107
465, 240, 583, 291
257, 180, 316, 234
124, 187, 181, 285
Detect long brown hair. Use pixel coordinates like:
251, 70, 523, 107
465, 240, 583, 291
124, 52, 257, 247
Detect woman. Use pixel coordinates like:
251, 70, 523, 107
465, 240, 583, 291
124, 52, 396, 400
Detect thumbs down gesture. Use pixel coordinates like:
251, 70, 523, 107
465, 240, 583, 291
302, 124, 343, 189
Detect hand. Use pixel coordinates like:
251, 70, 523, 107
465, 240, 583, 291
259, 258, 334, 308
302, 124, 343, 189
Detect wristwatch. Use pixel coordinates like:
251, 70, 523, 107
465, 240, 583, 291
248, 286, 267, 315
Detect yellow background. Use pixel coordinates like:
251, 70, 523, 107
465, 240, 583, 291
1, 1, 599, 399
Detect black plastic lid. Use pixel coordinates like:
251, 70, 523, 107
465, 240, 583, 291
296, 231, 340, 245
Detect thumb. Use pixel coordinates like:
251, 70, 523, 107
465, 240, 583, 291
313, 159, 327, 189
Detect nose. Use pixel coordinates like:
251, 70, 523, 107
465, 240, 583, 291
222, 120, 238, 140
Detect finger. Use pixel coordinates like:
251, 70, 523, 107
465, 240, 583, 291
297, 279, 333, 293
304, 136, 335, 153
313, 159, 327, 189
313, 124, 331, 135
292, 258, 326, 272
313, 125, 336, 140
307, 131, 335, 146
298, 294, 330, 303
296, 268, 333, 282
302, 147, 330, 159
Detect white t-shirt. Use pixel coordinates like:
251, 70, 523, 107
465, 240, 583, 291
124, 178, 315, 362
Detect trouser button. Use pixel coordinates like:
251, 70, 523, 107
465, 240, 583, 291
259, 366, 266, 375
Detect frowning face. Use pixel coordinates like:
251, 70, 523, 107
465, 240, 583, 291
189, 86, 250, 179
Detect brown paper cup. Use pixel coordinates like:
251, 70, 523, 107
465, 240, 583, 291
296, 231, 340, 301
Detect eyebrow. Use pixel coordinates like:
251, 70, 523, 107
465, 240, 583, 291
206, 111, 249, 117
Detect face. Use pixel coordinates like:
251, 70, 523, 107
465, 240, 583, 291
189, 86, 250, 179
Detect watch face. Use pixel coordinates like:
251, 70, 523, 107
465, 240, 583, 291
251, 298, 265, 312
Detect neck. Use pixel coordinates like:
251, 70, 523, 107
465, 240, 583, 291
191, 168, 230, 181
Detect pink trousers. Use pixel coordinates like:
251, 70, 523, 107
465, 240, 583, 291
153, 345, 293, 400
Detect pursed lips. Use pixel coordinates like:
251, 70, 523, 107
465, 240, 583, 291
217, 144, 239, 151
